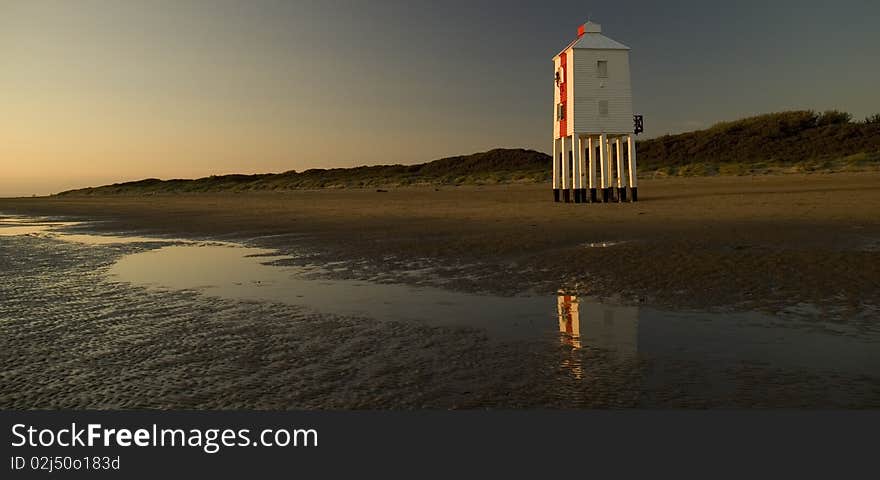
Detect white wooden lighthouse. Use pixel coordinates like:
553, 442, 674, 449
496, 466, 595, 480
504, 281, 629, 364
552, 21, 639, 203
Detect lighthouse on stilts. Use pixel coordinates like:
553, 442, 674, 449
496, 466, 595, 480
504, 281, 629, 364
552, 21, 641, 203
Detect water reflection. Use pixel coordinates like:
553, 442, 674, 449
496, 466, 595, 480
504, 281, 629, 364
557, 293, 581, 349
0, 214, 179, 244
107, 243, 878, 381
3, 214, 879, 407
557, 293, 583, 379
556, 292, 641, 382
557, 292, 639, 357
0, 216, 79, 236
554, 290, 879, 393
5, 213, 877, 387
107, 243, 557, 340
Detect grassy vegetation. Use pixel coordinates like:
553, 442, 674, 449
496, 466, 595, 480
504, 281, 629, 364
638, 110, 880, 177
60, 149, 549, 195
59, 110, 880, 195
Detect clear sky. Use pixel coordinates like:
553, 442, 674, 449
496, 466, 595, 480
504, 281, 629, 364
1, 0, 878, 196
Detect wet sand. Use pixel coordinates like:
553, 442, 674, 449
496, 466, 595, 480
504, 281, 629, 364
2, 174, 879, 409
2, 173, 879, 312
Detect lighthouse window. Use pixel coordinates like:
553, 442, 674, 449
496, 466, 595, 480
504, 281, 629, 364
599, 100, 609, 116
557, 104, 565, 120
597, 60, 608, 78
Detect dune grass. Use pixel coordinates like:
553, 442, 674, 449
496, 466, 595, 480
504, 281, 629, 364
59, 110, 880, 195
639, 110, 880, 177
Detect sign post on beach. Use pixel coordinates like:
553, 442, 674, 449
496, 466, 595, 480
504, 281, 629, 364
552, 20, 638, 203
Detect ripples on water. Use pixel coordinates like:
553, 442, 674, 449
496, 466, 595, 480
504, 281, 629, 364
1, 214, 878, 408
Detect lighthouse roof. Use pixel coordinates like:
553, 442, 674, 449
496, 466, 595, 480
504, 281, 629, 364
571, 33, 630, 50
554, 21, 630, 58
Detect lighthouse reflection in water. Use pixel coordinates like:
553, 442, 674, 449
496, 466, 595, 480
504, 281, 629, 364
557, 292, 639, 378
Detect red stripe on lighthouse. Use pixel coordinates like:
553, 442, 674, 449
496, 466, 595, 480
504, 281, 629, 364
561, 295, 573, 334
558, 52, 567, 139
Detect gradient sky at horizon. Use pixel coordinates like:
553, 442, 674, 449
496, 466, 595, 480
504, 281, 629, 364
2, 0, 878, 196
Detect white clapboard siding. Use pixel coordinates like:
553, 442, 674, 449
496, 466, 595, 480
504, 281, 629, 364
572, 48, 633, 134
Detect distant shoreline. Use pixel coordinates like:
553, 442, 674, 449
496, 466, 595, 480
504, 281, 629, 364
50, 160, 880, 198
54, 110, 880, 196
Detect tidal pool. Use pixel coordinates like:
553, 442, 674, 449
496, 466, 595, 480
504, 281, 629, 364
0, 216, 79, 236
2, 214, 878, 408
1, 214, 191, 245
106, 242, 879, 377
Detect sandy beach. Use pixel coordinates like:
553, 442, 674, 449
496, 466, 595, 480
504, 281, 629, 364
2, 173, 879, 409
3, 173, 880, 312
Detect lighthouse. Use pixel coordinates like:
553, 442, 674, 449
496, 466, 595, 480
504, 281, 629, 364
552, 21, 639, 203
